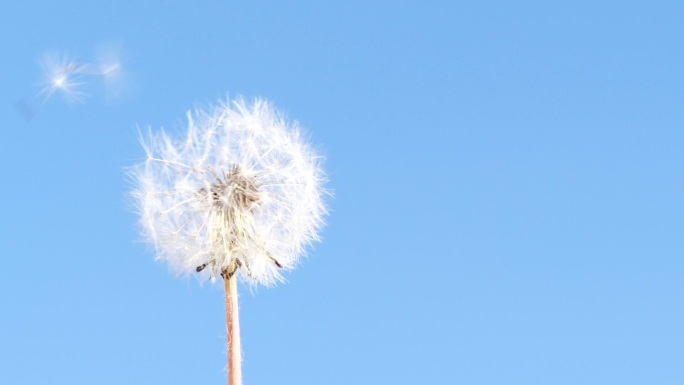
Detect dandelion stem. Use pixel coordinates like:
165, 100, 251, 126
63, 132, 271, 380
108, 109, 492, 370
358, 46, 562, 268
225, 273, 243, 385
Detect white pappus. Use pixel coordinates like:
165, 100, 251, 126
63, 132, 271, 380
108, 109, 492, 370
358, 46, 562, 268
130, 97, 328, 286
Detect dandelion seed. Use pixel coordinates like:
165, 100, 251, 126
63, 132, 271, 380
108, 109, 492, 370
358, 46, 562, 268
25, 47, 126, 114
94, 42, 127, 101
129, 97, 328, 385
37, 52, 89, 103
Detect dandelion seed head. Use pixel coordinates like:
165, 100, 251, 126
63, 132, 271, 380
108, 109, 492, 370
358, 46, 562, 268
130, 97, 328, 286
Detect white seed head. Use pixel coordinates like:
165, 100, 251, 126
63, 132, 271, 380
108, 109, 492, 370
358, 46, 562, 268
130, 97, 328, 286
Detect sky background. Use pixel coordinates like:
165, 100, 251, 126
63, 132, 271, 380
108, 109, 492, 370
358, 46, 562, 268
1, 1, 683, 384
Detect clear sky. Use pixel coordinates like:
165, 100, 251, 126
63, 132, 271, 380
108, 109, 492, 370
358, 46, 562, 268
1, 1, 683, 384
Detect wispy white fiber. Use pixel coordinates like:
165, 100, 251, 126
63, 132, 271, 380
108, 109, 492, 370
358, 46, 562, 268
16, 47, 126, 120
37, 52, 89, 103
130, 97, 328, 286
37, 50, 122, 104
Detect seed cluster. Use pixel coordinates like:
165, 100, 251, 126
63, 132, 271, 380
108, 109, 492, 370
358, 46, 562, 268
132, 98, 327, 286
196, 166, 272, 278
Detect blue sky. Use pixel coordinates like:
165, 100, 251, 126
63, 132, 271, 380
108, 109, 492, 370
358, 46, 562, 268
1, 1, 683, 384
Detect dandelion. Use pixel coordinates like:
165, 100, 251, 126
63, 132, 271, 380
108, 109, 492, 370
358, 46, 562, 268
129, 97, 327, 385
